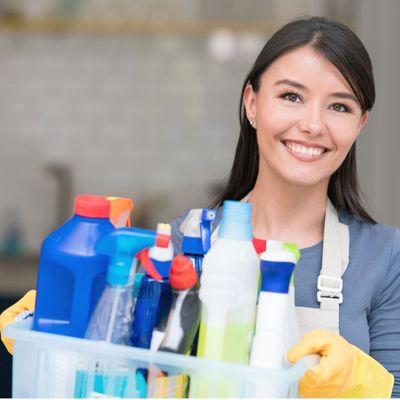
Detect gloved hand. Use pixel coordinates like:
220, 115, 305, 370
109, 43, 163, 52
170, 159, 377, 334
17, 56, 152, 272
287, 329, 394, 398
0, 290, 36, 354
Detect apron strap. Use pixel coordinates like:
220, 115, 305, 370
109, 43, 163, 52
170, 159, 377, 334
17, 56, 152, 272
297, 199, 349, 335
316, 199, 349, 332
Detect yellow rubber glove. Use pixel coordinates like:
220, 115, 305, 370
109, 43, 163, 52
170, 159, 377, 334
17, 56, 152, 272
0, 290, 36, 354
287, 329, 394, 398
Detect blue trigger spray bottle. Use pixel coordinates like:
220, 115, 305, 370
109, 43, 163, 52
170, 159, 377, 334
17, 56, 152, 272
131, 223, 173, 349
130, 223, 173, 398
85, 227, 156, 344
180, 209, 216, 276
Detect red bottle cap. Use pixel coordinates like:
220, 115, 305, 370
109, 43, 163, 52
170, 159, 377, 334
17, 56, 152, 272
74, 195, 110, 218
170, 254, 198, 290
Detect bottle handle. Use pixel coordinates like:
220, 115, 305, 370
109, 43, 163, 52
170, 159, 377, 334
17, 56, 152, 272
70, 274, 102, 336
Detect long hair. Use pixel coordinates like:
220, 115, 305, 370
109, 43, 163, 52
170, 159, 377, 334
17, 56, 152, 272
213, 16, 376, 223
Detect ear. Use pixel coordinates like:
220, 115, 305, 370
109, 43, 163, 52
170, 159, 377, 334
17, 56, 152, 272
357, 111, 369, 135
243, 84, 257, 128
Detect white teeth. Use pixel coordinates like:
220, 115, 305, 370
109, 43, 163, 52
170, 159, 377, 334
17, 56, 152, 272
285, 141, 324, 157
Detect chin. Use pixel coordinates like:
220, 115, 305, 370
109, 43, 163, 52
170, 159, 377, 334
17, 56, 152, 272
279, 171, 329, 188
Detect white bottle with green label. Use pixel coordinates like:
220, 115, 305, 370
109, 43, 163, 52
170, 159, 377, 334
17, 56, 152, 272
250, 240, 297, 397
197, 200, 259, 364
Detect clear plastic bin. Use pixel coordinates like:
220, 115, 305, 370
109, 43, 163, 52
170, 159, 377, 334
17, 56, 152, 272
5, 317, 306, 398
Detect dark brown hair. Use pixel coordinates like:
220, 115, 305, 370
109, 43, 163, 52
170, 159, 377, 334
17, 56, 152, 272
213, 16, 376, 223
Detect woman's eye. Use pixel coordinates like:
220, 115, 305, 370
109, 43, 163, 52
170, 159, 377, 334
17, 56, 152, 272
330, 103, 349, 113
281, 92, 301, 103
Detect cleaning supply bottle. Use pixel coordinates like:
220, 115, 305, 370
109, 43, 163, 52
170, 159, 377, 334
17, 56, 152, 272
33, 195, 115, 337
158, 254, 200, 354
147, 255, 200, 399
180, 209, 216, 276
85, 227, 156, 344
130, 223, 173, 349
249, 241, 297, 397
250, 240, 296, 368
197, 200, 259, 364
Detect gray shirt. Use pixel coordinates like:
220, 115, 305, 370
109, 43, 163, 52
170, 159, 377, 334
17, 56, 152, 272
170, 208, 400, 397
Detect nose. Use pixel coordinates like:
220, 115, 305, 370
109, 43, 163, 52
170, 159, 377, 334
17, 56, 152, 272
298, 104, 326, 136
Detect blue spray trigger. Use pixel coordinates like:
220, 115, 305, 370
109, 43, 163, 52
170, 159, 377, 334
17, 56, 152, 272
201, 209, 217, 222
96, 227, 156, 286
200, 208, 216, 254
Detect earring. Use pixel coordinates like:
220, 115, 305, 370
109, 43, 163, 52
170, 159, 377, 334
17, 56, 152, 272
249, 119, 253, 127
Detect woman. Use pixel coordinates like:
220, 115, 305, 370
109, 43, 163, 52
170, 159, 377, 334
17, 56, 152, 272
170, 16, 399, 397
1, 17, 399, 397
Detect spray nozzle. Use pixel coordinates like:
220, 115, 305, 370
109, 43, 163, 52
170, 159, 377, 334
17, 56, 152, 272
136, 223, 173, 280
200, 209, 216, 253
201, 209, 217, 223
155, 223, 171, 248
96, 227, 156, 286
107, 197, 134, 228
181, 208, 216, 255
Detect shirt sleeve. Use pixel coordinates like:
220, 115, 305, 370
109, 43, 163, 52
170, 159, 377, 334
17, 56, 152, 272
368, 228, 400, 397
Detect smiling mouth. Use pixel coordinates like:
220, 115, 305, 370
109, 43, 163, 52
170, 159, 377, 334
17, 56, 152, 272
281, 140, 330, 159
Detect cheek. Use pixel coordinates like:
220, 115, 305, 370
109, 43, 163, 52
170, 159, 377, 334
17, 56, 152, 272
256, 101, 297, 138
330, 120, 360, 153
327, 122, 361, 173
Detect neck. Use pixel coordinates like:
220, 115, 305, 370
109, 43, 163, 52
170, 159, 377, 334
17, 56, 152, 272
248, 167, 329, 249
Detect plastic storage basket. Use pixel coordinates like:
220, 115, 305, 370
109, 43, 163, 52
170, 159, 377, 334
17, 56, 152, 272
5, 317, 306, 398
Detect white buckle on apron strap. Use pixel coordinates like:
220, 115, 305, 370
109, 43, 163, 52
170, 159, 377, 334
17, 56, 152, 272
317, 275, 343, 304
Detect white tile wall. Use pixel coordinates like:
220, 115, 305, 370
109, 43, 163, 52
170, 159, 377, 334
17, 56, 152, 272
0, 33, 256, 252
1, 0, 397, 253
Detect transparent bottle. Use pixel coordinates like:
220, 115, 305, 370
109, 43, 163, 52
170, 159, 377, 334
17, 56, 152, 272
85, 228, 156, 344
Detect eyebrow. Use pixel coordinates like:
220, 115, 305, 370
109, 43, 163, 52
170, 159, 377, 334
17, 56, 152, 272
274, 79, 359, 104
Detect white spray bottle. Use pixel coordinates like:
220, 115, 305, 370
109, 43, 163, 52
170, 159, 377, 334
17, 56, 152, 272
250, 240, 296, 397
197, 200, 259, 364
250, 240, 296, 368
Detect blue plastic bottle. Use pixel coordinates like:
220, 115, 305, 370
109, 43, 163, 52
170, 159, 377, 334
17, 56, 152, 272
33, 195, 115, 337
131, 224, 173, 349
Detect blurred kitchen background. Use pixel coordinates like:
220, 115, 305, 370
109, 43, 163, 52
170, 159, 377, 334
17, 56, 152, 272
0, 0, 399, 396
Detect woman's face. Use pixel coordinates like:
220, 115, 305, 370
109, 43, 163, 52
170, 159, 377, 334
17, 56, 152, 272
243, 46, 369, 188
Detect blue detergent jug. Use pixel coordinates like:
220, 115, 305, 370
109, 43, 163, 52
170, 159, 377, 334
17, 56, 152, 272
33, 195, 115, 337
